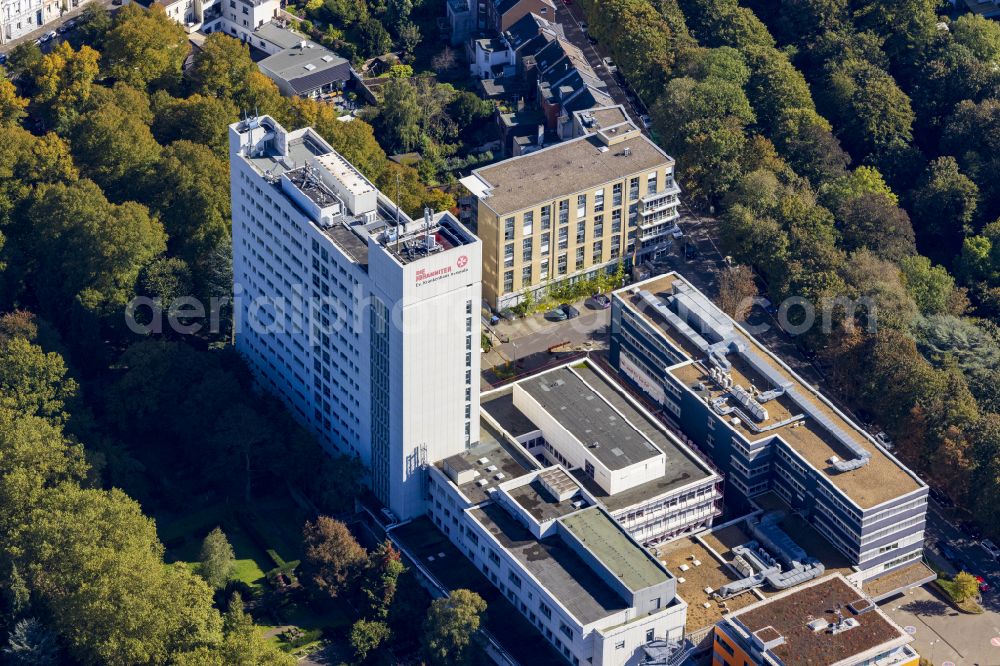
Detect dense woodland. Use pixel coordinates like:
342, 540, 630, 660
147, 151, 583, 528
578, 0, 1000, 530
0, 3, 491, 664
4, 0, 1000, 661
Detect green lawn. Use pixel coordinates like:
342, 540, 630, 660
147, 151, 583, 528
158, 497, 307, 591
157, 495, 353, 655
231, 556, 268, 587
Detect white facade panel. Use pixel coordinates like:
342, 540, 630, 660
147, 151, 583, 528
230, 117, 481, 521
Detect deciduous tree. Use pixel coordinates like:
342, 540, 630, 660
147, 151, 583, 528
951, 571, 980, 602
302, 516, 366, 599
899, 255, 961, 316
0, 79, 28, 126
151, 91, 237, 157
70, 89, 162, 200
26, 179, 166, 319
14, 485, 223, 665
102, 4, 188, 90
190, 33, 285, 115
147, 140, 230, 293
421, 589, 486, 666
909, 157, 979, 262
836, 193, 915, 262
350, 619, 390, 662
29, 41, 100, 131
359, 541, 405, 619
0, 337, 78, 423
74, 3, 112, 50
378, 78, 422, 152
717, 264, 758, 320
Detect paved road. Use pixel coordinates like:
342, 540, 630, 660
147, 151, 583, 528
925, 498, 1000, 595
0, 0, 117, 55
553, 0, 648, 130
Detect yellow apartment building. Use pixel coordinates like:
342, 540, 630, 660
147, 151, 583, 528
461, 119, 680, 310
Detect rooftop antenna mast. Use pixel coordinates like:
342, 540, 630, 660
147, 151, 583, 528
244, 109, 254, 155
395, 173, 401, 252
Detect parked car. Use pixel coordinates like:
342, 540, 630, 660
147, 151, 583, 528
498, 308, 516, 322
875, 431, 893, 449
587, 294, 611, 310
602, 57, 617, 73
977, 575, 990, 593
560, 303, 580, 319
960, 520, 984, 541
41, 30, 57, 42
639, 114, 652, 129
579, 22, 588, 31
981, 539, 1000, 560
545, 307, 568, 322
684, 242, 699, 260
929, 487, 953, 507
0, 53, 7, 65
587, 34, 597, 45
940, 544, 959, 563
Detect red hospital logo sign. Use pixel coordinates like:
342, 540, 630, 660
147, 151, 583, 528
415, 255, 471, 285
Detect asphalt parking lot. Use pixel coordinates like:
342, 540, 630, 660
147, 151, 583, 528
481, 295, 610, 380
881, 584, 1000, 666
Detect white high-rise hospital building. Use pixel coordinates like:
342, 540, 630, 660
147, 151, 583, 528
229, 115, 482, 520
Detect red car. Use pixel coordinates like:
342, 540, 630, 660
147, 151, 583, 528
977, 575, 990, 593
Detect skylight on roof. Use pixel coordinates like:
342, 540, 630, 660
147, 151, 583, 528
304, 63, 316, 71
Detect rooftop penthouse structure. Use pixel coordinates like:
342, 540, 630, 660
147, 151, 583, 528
230, 115, 481, 520
608, 273, 929, 590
